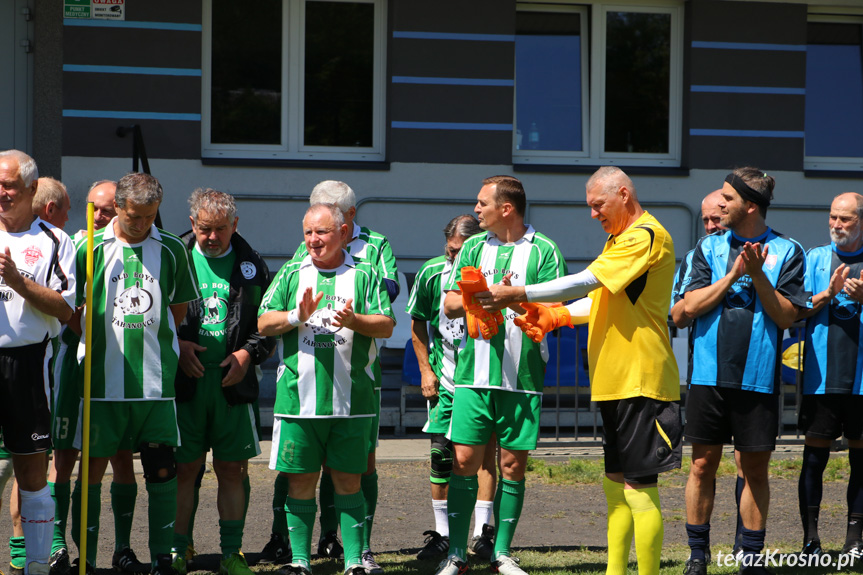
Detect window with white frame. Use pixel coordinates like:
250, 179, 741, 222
513, 2, 683, 167
202, 0, 386, 161
804, 16, 863, 171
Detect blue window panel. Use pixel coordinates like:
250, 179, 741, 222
515, 35, 582, 152
805, 44, 863, 158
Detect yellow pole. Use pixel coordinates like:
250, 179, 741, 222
78, 203, 94, 575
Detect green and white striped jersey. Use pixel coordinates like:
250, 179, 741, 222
75, 223, 199, 400
405, 256, 464, 392
292, 221, 398, 282
444, 226, 567, 394
260, 252, 395, 418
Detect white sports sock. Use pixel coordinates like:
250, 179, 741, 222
473, 499, 493, 537
20, 486, 53, 573
432, 499, 449, 537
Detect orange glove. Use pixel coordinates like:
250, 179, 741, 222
457, 266, 504, 340
513, 302, 572, 343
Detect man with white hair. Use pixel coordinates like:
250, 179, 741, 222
32, 177, 70, 230
0, 149, 76, 575
796, 193, 863, 559
260, 181, 397, 573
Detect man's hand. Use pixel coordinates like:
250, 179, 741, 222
333, 298, 356, 329
0, 246, 24, 292
299, 287, 324, 323
513, 303, 572, 343
178, 339, 206, 378
68, 306, 84, 336
420, 370, 440, 400
741, 242, 767, 278
846, 269, 863, 303
828, 263, 850, 299
221, 348, 252, 387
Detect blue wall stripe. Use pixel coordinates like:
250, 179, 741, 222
690, 128, 805, 138
392, 76, 513, 86
691, 40, 806, 52
691, 85, 805, 95
63, 19, 202, 31
393, 31, 514, 42
63, 110, 201, 121
392, 121, 513, 131
63, 64, 202, 77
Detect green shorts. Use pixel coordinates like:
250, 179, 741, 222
449, 387, 541, 451
175, 368, 261, 463
367, 388, 381, 454
52, 341, 82, 450
75, 400, 179, 458
270, 416, 371, 474
423, 387, 454, 435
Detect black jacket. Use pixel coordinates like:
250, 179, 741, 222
176, 230, 276, 405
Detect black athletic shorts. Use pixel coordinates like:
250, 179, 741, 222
684, 385, 778, 452
0, 340, 52, 454
798, 394, 863, 441
600, 396, 682, 480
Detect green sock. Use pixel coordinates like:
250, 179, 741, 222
219, 519, 244, 558
70, 483, 102, 565
50, 481, 71, 554
10, 536, 25, 569
319, 471, 338, 535
286, 497, 317, 568
111, 482, 137, 552
361, 471, 378, 551
493, 478, 525, 560
146, 478, 177, 565
172, 533, 190, 555
272, 474, 290, 538
186, 483, 199, 544
336, 491, 365, 570
603, 477, 633, 575
623, 486, 663, 575
242, 474, 251, 522
447, 474, 478, 561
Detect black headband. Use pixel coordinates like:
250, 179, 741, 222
725, 173, 770, 208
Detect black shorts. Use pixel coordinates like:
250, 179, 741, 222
0, 341, 52, 454
600, 396, 682, 480
798, 394, 863, 441
684, 385, 778, 452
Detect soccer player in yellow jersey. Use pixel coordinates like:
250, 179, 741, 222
483, 166, 682, 575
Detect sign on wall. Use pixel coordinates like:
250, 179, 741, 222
64, 0, 125, 20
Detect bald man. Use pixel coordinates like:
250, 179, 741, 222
796, 193, 863, 559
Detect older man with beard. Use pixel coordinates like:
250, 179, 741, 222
796, 193, 863, 560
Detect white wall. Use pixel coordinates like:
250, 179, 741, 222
61, 157, 859, 274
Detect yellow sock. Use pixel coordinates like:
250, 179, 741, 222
603, 477, 632, 575
623, 486, 663, 575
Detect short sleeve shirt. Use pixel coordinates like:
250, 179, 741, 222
259, 252, 395, 418
75, 221, 199, 400
585, 211, 680, 402
802, 243, 863, 395
444, 226, 567, 394
405, 256, 465, 392
682, 228, 808, 393
0, 218, 75, 347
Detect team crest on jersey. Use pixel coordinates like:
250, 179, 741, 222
725, 276, 754, 309
305, 303, 342, 335
764, 254, 778, 271
201, 291, 229, 325
240, 261, 256, 280
23, 246, 42, 265
831, 292, 861, 321
442, 317, 464, 341
114, 281, 154, 315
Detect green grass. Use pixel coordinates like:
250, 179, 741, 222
524, 454, 853, 486
242, 544, 863, 575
